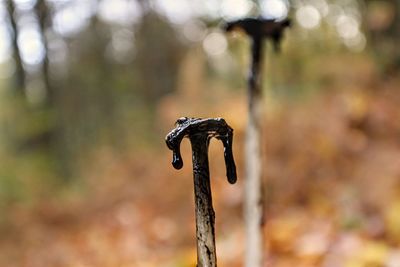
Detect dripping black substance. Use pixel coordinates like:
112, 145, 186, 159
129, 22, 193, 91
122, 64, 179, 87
165, 117, 237, 184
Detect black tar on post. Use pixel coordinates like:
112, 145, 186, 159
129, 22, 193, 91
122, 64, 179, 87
165, 117, 237, 184
224, 17, 291, 51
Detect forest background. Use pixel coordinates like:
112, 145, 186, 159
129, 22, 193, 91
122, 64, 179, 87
1, 0, 400, 266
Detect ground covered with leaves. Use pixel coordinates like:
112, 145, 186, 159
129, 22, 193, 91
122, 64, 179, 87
2, 73, 400, 267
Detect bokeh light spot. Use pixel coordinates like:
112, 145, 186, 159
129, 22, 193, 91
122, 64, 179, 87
344, 33, 366, 52
296, 5, 321, 29
182, 20, 207, 42
17, 27, 45, 65
220, 0, 253, 20
203, 31, 227, 57
154, 0, 193, 24
261, 0, 289, 20
14, 0, 36, 10
0, 22, 11, 64
53, 5, 91, 37
98, 0, 141, 25
336, 15, 360, 39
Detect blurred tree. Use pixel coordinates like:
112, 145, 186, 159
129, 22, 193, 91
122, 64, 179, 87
60, 14, 119, 156
364, 0, 400, 74
135, 9, 185, 103
15, 0, 60, 172
34, 0, 53, 105
5, 0, 25, 95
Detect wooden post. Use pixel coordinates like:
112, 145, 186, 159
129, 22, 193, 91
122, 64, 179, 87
224, 18, 290, 267
191, 134, 217, 266
166, 117, 237, 267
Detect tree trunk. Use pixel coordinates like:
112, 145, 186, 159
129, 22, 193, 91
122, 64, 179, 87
6, 0, 25, 95
34, 0, 53, 106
